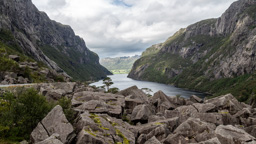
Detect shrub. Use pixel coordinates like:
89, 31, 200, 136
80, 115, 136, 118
58, 97, 76, 123
0, 88, 53, 141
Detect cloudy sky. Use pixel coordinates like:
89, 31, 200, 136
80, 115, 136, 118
32, 0, 237, 58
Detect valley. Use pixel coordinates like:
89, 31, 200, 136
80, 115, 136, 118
0, 0, 256, 144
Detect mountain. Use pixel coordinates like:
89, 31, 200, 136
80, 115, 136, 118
129, 0, 256, 101
0, 0, 111, 82
100, 55, 140, 74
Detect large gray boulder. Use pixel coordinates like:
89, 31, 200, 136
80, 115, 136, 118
174, 118, 216, 142
36, 134, 63, 144
150, 91, 177, 113
76, 129, 104, 144
137, 117, 179, 144
39, 83, 76, 100
215, 125, 256, 143
74, 112, 136, 144
118, 86, 149, 103
31, 105, 74, 143
245, 125, 256, 138
204, 94, 244, 115
192, 113, 223, 125
192, 103, 216, 113
190, 95, 203, 103
163, 134, 188, 144
131, 104, 155, 123
73, 92, 125, 118
144, 136, 161, 144
190, 137, 221, 144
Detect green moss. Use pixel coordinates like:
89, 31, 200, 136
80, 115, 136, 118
154, 122, 163, 126
84, 129, 96, 137
218, 111, 229, 114
89, 113, 109, 130
115, 129, 130, 144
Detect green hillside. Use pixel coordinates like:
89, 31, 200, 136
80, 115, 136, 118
100, 55, 140, 74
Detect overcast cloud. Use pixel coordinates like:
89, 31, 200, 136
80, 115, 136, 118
32, 0, 237, 58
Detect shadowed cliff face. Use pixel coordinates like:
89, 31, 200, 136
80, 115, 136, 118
0, 0, 111, 81
129, 0, 256, 100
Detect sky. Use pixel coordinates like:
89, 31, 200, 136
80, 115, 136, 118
32, 0, 237, 58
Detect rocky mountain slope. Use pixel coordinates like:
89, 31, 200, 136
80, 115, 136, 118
100, 55, 140, 74
19, 83, 256, 144
0, 0, 111, 81
129, 0, 256, 101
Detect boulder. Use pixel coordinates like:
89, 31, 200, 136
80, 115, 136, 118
190, 137, 221, 144
17, 76, 28, 84
150, 91, 177, 113
131, 104, 155, 123
192, 103, 216, 113
192, 113, 223, 125
148, 115, 166, 123
45, 89, 65, 100
163, 134, 188, 144
215, 125, 256, 143
205, 94, 244, 115
190, 95, 203, 103
9, 55, 20, 62
76, 129, 104, 144
118, 86, 148, 103
144, 136, 161, 144
31, 105, 74, 143
74, 113, 136, 144
124, 98, 143, 114
75, 99, 123, 118
137, 117, 179, 143
164, 105, 198, 123
39, 83, 76, 100
233, 108, 251, 118
245, 125, 256, 138
36, 134, 63, 144
174, 118, 216, 142
169, 96, 186, 106
246, 118, 256, 127
72, 91, 125, 107
137, 125, 167, 144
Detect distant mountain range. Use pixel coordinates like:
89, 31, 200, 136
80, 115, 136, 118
100, 55, 140, 74
129, 0, 256, 102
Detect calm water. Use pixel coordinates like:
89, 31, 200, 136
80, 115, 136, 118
90, 74, 206, 98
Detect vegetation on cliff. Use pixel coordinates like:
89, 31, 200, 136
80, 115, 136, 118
129, 0, 256, 102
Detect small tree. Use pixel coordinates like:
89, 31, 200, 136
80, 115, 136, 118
108, 87, 119, 94
103, 77, 113, 91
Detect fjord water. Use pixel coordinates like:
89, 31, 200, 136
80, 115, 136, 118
91, 74, 206, 98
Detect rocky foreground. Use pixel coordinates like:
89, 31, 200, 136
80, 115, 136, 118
29, 83, 256, 144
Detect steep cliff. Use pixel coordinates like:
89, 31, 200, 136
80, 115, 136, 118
0, 0, 111, 81
129, 0, 256, 101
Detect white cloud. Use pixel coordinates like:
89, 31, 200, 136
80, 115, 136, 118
32, 0, 237, 58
